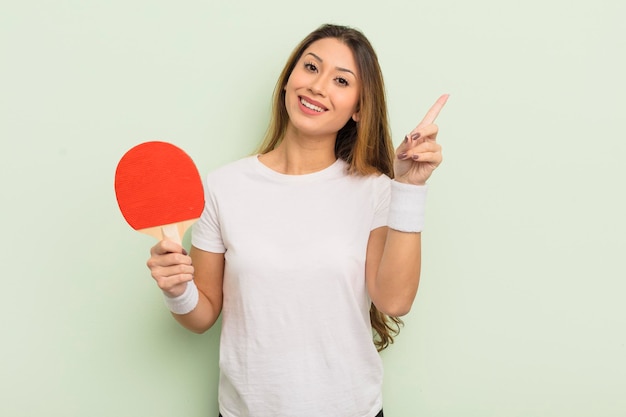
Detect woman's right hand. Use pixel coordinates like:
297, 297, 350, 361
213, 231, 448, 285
146, 240, 194, 298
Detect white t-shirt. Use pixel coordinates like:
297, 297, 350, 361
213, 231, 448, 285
192, 155, 391, 417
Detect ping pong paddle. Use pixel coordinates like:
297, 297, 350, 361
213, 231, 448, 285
114, 141, 204, 245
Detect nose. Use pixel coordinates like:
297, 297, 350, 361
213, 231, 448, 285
308, 76, 327, 97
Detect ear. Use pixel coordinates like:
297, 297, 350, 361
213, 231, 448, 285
352, 101, 361, 122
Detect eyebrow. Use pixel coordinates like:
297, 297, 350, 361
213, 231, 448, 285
305, 52, 357, 78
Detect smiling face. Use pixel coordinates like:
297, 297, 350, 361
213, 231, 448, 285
283, 37, 360, 141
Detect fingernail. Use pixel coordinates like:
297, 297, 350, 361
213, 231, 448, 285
182, 248, 188, 256
398, 152, 407, 159
411, 133, 421, 141
412, 154, 419, 161
403, 135, 409, 144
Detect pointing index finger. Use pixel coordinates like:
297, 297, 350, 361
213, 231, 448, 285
419, 94, 449, 127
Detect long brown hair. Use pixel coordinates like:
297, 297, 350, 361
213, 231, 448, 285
258, 24, 401, 351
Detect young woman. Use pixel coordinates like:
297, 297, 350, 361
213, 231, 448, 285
147, 23, 448, 417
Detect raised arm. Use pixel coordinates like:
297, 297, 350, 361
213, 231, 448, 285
366, 94, 448, 316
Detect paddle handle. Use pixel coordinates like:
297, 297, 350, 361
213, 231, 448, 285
138, 219, 198, 245
161, 224, 181, 244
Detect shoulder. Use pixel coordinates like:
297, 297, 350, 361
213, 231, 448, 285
372, 172, 392, 186
339, 171, 391, 206
347, 170, 391, 189
369, 172, 391, 199
201, 156, 258, 199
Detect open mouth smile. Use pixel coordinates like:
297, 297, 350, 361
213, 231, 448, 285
299, 96, 327, 113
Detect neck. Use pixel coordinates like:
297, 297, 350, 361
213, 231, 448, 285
259, 127, 337, 175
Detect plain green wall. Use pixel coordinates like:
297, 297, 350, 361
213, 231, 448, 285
1, 1, 625, 416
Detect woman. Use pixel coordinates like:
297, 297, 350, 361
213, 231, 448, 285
147, 23, 447, 417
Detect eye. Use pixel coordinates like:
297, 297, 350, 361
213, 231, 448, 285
335, 77, 349, 87
304, 61, 318, 72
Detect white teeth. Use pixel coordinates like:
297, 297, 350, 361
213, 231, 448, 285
300, 98, 324, 112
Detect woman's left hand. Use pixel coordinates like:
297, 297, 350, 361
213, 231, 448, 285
394, 94, 449, 185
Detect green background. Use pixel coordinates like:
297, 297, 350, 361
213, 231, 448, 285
1, 0, 624, 416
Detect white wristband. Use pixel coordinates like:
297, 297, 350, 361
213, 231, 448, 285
387, 180, 428, 233
163, 280, 199, 315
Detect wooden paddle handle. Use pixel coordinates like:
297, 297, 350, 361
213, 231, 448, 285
137, 219, 198, 245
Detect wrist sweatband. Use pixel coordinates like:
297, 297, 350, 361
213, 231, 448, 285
163, 280, 199, 315
387, 180, 428, 233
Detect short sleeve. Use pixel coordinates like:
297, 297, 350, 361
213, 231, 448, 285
371, 174, 391, 230
191, 174, 226, 253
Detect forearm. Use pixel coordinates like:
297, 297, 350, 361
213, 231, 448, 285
171, 288, 221, 333
366, 178, 427, 316
164, 246, 224, 333
370, 229, 422, 317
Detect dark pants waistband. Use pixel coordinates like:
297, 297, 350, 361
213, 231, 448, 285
219, 409, 383, 417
